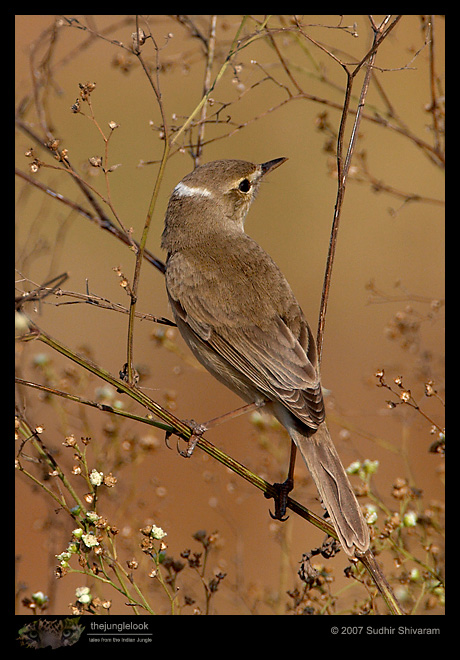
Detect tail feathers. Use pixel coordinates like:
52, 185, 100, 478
291, 422, 370, 557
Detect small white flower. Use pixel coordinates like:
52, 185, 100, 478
82, 533, 99, 548
89, 469, 104, 486
150, 524, 167, 540
410, 568, 421, 581
86, 511, 99, 523
31, 591, 48, 605
55, 551, 72, 566
76, 586, 92, 604
75, 586, 90, 597
346, 461, 361, 475
364, 504, 378, 524
403, 511, 417, 527
362, 459, 379, 475
56, 551, 71, 560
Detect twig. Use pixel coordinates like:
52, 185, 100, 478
15, 272, 69, 311
359, 550, 405, 615
195, 15, 217, 164
15, 167, 166, 273
42, 287, 175, 325
124, 15, 251, 385
316, 15, 402, 361
15, 377, 176, 434
427, 16, 443, 157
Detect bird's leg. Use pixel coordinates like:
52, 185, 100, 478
177, 401, 265, 458
200, 401, 265, 430
267, 440, 297, 521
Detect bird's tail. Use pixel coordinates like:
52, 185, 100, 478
289, 421, 370, 557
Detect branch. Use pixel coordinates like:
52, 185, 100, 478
316, 15, 402, 361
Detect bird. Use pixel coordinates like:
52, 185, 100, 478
161, 158, 370, 557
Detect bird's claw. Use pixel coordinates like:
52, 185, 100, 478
266, 477, 294, 521
176, 420, 207, 458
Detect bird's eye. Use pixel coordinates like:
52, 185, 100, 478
238, 179, 251, 193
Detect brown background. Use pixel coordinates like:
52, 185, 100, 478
16, 15, 444, 615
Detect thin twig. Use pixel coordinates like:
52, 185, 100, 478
15, 167, 166, 273
359, 550, 405, 615
316, 15, 402, 361
195, 15, 217, 164
15, 377, 176, 434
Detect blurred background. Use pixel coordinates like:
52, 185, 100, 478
16, 15, 444, 615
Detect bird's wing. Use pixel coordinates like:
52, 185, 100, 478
166, 257, 325, 428
212, 317, 324, 428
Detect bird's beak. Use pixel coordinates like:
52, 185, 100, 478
260, 157, 288, 177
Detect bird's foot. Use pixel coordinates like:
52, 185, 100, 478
266, 477, 294, 521
176, 420, 208, 458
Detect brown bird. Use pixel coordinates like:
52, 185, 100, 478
161, 158, 370, 557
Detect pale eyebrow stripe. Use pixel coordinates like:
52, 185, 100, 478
173, 182, 213, 198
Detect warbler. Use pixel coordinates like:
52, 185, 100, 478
161, 158, 370, 557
